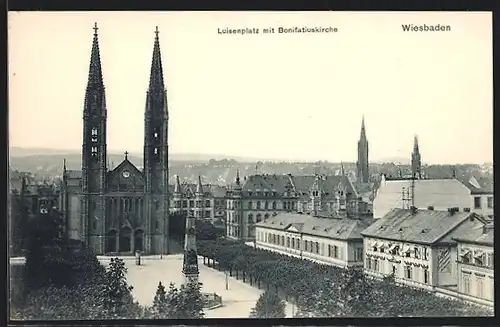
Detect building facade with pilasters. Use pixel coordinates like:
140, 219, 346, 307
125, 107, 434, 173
361, 208, 488, 293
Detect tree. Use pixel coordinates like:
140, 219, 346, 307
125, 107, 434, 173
102, 257, 136, 318
151, 282, 169, 318
249, 291, 286, 318
335, 267, 375, 317
176, 279, 205, 319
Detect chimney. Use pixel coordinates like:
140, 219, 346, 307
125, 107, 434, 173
463, 207, 471, 212
448, 207, 459, 215
427, 206, 434, 210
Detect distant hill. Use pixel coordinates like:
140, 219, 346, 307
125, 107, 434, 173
372, 157, 411, 165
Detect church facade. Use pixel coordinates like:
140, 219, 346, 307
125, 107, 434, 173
59, 24, 169, 255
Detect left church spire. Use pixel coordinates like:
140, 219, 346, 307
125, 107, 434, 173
86, 22, 104, 90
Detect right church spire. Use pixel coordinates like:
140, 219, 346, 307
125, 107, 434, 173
411, 135, 422, 179
356, 116, 369, 184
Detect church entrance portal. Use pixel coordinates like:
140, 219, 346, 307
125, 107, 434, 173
134, 230, 144, 252
105, 230, 117, 253
119, 227, 132, 253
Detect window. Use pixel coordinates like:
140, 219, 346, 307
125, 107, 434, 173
287, 237, 290, 248
366, 258, 372, 269
315, 242, 320, 254
487, 197, 493, 208
91, 146, 98, 156
256, 201, 261, 210
380, 246, 385, 253
374, 259, 379, 272
476, 276, 484, 298
281, 236, 285, 246
272, 201, 276, 209
205, 200, 210, 207
405, 249, 411, 258
204, 210, 210, 218
333, 245, 339, 258
91, 127, 98, 136
423, 268, 429, 284
423, 247, 429, 260
405, 265, 412, 279
414, 247, 420, 259
154, 132, 158, 138
291, 238, 295, 248
264, 201, 268, 210
474, 196, 481, 209
474, 252, 484, 266
154, 148, 158, 155
354, 248, 363, 261
486, 252, 494, 268
463, 274, 471, 294
248, 201, 252, 209
189, 200, 194, 207
373, 246, 378, 252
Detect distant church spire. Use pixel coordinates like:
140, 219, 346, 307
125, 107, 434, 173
411, 135, 422, 179
356, 116, 369, 184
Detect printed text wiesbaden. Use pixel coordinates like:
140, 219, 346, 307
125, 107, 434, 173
402, 24, 451, 32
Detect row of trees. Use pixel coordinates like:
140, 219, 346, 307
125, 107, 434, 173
10, 209, 206, 320
197, 239, 493, 317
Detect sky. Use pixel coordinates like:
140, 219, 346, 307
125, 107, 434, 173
8, 11, 492, 164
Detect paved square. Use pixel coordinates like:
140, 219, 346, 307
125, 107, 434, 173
100, 254, 295, 318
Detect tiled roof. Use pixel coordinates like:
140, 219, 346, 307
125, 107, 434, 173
240, 174, 357, 198
454, 224, 494, 246
255, 212, 371, 240
457, 175, 494, 194
373, 178, 472, 219
361, 208, 480, 245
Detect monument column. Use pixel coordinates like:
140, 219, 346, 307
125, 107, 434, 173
182, 211, 199, 285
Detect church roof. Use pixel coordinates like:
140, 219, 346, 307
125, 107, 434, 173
107, 157, 144, 181
169, 182, 228, 198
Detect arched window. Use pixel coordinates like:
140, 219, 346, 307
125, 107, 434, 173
264, 213, 269, 220
248, 213, 254, 223
256, 201, 261, 210
281, 235, 285, 246
256, 213, 262, 222
272, 201, 277, 209
264, 201, 268, 209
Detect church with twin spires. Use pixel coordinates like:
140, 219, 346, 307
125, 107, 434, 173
59, 24, 169, 255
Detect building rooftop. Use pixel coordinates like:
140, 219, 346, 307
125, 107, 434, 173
453, 223, 494, 247
361, 208, 485, 245
255, 212, 371, 241
240, 173, 358, 200
373, 178, 478, 218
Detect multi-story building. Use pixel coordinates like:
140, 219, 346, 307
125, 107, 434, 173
373, 175, 494, 219
361, 207, 488, 292
59, 25, 170, 255
454, 222, 494, 307
169, 175, 227, 220
225, 170, 369, 240
255, 212, 371, 268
